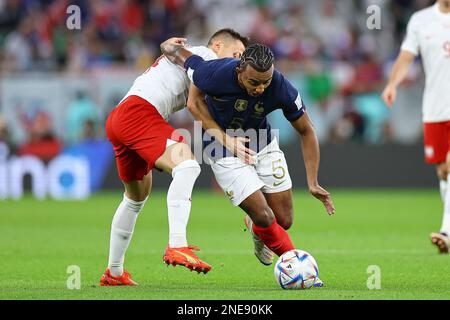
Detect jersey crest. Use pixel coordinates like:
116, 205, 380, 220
253, 102, 265, 119
234, 99, 248, 112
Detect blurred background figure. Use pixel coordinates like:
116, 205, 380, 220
0, 113, 13, 151
65, 91, 100, 144
381, 0, 450, 253
16, 104, 62, 162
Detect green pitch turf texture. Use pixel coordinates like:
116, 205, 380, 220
1, 189, 450, 300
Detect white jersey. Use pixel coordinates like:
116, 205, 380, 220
123, 46, 218, 121
401, 3, 450, 123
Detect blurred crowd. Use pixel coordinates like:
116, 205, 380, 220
0, 0, 434, 161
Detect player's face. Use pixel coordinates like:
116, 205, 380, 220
216, 40, 246, 59
237, 64, 274, 97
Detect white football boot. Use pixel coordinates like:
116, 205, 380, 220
244, 215, 274, 266
313, 277, 324, 287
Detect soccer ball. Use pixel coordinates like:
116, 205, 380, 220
274, 249, 319, 290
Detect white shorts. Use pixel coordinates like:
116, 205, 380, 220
211, 138, 292, 206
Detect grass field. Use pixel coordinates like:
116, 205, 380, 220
1, 189, 450, 300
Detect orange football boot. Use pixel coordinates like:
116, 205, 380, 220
99, 268, 139, 286
163, 245, 212, 274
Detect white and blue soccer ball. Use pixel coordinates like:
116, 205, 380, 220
274, 249, 319, 290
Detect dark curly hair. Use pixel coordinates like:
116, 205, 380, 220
239, 43, 274, 72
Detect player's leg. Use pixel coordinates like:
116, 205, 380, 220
443, 152, 450, 236
245, 189, 294, 264
431, 161, 450, 253
256, 138, 294, 230
239, 190, 295, 257
154, 142, 199, 249
438, 163, 448, 202
432, 157, 450, 253
101, 101, 152, 285
123, 172, 152, 202
152, 141, 210, 273
101, 173, 151, 286
211, 157, 272, 264
263, 189, 294, 230
426, 121, 450, 253
106, 172, 151, 276
211, 156, 294, 263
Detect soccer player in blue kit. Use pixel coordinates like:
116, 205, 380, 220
161, 38, 335, 278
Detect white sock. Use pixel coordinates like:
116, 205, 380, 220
167, 160, 201, 248
440, 180, 447, 203
108, 194, 147, 276
441, 175, 450, 235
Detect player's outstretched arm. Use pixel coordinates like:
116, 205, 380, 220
291, 114, 335, 215
381, 50, 416, 107
187, 84, 256, 164
160, 37, 193, 67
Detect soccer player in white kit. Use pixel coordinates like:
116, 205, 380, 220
100, 29, 248, 286
382, 0, 450, 253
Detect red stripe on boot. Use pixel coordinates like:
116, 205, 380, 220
252, 219, 295, 256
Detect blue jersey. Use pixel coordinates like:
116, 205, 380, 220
184, 55, 306, 157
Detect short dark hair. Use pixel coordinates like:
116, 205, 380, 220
207, 28, 249, 48
239, 43, 274, 72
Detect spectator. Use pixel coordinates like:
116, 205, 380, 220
81, 119, 98, 141
65, 91, 99, 144
350, 52, 391, 144
17, 106, 62, 162
2, 14, 34, 72
0, 113, 14, 154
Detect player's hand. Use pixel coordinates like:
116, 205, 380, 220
309, 185, 335, 215
226, 136, 257, 165
160, 37, 187, 56
381, 84, 397, 108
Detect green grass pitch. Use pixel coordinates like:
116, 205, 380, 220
1, 189, 450, 300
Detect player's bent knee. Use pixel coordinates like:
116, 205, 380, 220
123, 178, 151, 202
170, 143, 195, 164
172, 159, 201, 179
264, 208, 275, 226
272, 201, 294, 229
252, 206, 275, 228
278, 214, 293, 230
124, 190, 149, 203
123, 193, 148, 213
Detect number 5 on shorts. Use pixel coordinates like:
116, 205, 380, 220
272, 159, 286, 186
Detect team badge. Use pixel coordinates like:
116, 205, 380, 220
234, 99, 248, 112
253, 102, 265, 118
